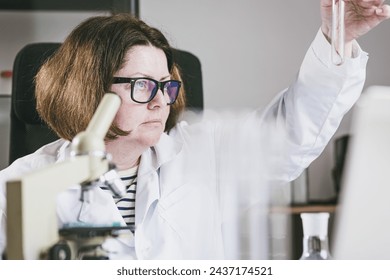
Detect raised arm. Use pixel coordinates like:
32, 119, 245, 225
262, 0, 390, 182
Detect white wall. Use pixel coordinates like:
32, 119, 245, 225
0, 11, 108, 95
141, 0, 320, 109
140, 0, 390, 201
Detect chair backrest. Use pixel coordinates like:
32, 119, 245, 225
9, 43, 203, 164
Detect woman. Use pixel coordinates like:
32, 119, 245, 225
1, 0, 389, 259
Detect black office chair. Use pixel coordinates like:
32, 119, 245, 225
9, 43, 203, 164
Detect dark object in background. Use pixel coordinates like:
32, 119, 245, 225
332, 135, 350, 199
290, 168, 309, 205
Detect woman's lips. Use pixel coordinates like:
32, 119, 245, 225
142, 119, 162, 126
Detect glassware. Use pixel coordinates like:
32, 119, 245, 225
331, 0, 345, 65
299, 212, 332, 260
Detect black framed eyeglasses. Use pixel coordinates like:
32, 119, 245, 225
112, 77, 181, 105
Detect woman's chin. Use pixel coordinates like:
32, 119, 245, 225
140, 131, 164, 147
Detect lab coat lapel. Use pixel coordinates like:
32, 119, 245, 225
135, 154, 159, 228
135, 133, 182, 227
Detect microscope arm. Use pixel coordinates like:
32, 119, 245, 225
6, 92, 121, 260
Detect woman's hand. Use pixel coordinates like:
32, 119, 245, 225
321, 0, 390, 44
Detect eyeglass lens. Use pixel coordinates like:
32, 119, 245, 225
133, 79, 180, 104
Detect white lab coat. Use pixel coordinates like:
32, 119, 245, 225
0, 30, 368, 259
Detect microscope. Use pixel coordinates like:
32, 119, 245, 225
6, 92, 131, 260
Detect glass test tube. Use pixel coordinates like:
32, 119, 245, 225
331, 0, 345, 65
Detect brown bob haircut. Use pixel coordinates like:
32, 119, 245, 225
35, 13, 186, 141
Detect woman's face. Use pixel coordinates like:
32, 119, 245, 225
110, 45, 170, 148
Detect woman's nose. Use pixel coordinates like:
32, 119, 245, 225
148, 89, 166, 108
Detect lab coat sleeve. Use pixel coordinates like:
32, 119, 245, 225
263, 29, 368, 182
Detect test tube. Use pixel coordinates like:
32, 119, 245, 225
331, 0, 345, 65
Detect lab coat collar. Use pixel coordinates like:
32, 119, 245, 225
138, 132, 183, 175
135, 132, 183, 229
55, 139, 71, 163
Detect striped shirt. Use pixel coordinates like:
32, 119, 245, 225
100, 166, 138, 232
